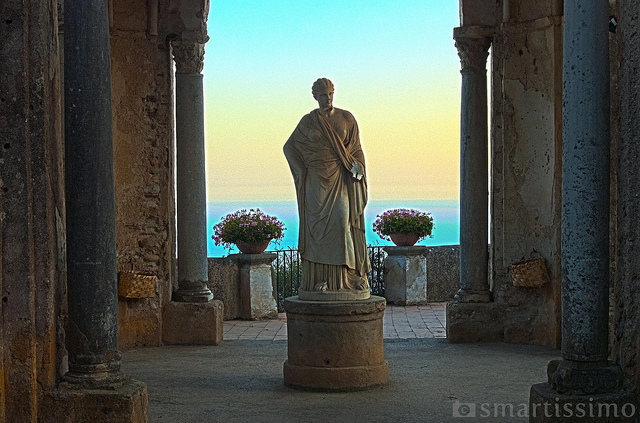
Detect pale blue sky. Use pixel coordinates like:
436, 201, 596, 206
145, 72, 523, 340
203, 1, 462, 201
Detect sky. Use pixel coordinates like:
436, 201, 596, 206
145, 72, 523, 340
203, 1, 462, 203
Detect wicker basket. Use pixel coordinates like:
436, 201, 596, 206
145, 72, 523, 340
118, 271, 156, 298
510, 255, 550, 287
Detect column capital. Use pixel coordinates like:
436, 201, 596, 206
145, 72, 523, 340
172, 41, 206, 75
453, 26, 492, 72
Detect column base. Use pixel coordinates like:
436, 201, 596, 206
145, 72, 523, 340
63, 351, 126, 388
41, 379, 148, 423
548, 359, 624, 395
283, 296, 388, 391
63, 370, 127, 389
446, 300, 503, 343
530, 382, 637, 422
454, 288, 491, 303
162, 300, 223, 345
172, 283, 214, 303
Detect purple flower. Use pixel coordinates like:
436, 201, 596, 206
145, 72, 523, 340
212, 208, 286, 249
372, 208, 434, 242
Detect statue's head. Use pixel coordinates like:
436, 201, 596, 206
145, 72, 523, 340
312, 78, 334, 110
312, 78, 334, 98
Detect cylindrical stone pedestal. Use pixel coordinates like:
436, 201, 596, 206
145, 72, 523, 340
283, 296, 388, 391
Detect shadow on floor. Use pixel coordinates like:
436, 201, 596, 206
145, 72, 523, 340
123, 338, 560, 423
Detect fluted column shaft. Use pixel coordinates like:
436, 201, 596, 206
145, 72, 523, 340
454, 26, 492, 303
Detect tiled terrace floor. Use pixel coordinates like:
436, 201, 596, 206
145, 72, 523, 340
223, 302, 447, 341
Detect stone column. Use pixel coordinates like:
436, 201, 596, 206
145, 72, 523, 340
162, 39, 223, 346
55, 1, 148, 418
561, 0, 610, 365
530, 2, 634, 419
64, 0, 123, 386
454, 26, 492, 303
446, 27, 502, 344
172, 41, 213, 303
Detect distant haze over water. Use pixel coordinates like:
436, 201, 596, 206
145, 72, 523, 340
207, 200, 459, 257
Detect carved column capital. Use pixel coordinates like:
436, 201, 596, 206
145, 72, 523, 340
172, 41, 206, 75
454, 27, 492, 73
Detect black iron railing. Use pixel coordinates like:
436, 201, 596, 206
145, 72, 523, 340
368, 245, 386, 298
270, 246, 387, 312
272, 248, 302, 312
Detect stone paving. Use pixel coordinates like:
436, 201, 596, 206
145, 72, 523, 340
223, 302, 447, 341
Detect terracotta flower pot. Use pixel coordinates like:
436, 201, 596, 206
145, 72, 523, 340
235, 240, 270, 254
389, 233, 420, 247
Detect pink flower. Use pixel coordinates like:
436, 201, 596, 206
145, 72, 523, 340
212, 208, 286, 250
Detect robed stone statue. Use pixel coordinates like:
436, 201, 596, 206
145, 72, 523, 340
284, 78, 370, 301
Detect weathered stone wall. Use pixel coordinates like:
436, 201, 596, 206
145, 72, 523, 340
459, 0, 498, 27
613, 0, 640, 397
425, 245, 459, 302
0, 0, 66, 419
110, 0, 175, 349
504, 0, 562, 23
490, 10, 562, 347
207, 258, 241, 320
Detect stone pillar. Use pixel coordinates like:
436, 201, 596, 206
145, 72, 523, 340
51, 0, 148, 419
454, 26, 492, 303
383, 246, 428, 306
560, 0, 610, 365
64, 0, 124, 386
529, 2, 635, 420
233, 253, 278, 320
162, 39, 224, 346
172, 40, 213, 303
446, 26, 502, 344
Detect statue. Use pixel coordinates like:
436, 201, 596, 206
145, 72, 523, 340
284, 78, 370, 300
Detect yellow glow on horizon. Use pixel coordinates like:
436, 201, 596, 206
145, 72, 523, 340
204, 75, 461, 202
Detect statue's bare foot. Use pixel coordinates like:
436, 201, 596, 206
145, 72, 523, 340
355, 280, 368, 290
314, 281, 328, 292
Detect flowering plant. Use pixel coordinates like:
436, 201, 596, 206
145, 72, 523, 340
373, 208, 434, 241
212, 209, 285, 250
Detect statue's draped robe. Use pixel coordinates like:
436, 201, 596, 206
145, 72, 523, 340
284, 109, 370, 292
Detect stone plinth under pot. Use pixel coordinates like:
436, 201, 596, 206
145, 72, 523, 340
283, 296, 388, 391
383, 246, 428, 305
231, 253, 278, 320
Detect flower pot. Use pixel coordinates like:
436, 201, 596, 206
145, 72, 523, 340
235, 240, 270, 254
389, 233, 420, 247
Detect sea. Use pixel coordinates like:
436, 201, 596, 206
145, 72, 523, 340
207, 200, 459, 257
